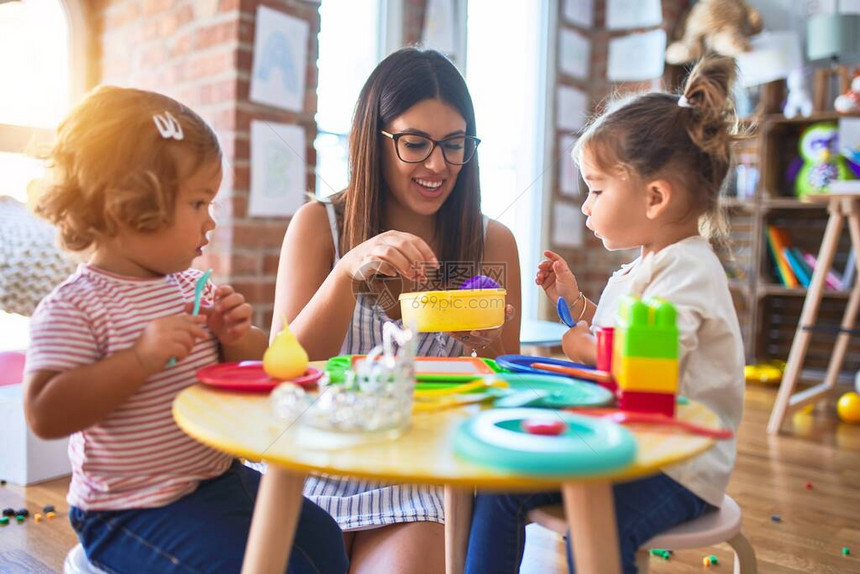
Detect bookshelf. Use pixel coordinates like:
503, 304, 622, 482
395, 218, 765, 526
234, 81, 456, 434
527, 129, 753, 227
724, 112, 860, 377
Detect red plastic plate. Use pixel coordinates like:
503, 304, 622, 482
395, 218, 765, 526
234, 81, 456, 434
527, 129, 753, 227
196, 361, 322, 392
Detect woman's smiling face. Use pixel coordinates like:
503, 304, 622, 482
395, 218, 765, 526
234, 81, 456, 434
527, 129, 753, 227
380, 98, 466, 216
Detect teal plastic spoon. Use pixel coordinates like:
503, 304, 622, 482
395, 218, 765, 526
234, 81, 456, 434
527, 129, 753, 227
167, 269, 212, 367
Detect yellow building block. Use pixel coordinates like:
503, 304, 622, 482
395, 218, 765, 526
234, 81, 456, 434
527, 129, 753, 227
614, 356, 679, 393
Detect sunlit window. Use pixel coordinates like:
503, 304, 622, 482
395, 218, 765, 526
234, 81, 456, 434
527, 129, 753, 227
0, 0, 70, 204
314, 0, 384, 198
0, 0, 72, 348
466, 0, 548, 321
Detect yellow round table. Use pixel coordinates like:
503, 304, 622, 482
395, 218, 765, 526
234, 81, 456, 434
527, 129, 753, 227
173, 366, 722, 574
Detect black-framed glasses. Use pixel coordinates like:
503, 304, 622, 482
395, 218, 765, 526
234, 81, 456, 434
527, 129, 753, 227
380, 130, 481, 165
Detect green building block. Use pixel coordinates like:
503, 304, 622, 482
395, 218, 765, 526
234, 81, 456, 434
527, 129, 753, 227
615, 296, 679, 359
0, 516, 9, 525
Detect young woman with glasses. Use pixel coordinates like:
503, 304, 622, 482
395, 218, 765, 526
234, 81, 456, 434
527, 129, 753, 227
271, 47, 521, 573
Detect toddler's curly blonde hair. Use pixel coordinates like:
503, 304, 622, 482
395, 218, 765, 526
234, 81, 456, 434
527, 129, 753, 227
36, 86, 221, 251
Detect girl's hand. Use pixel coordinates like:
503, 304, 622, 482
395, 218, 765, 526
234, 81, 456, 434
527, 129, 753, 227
561, 321, 596, 365
536, 250, 581, 304
193, 285, 253, 346
449, 304, 515, 354
336, 231, 440, 282
132, 314, 208, 374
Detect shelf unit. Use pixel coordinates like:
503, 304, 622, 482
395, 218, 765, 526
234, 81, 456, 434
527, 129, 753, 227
723, 113, 860, 376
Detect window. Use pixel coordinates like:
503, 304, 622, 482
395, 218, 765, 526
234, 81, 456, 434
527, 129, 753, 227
0, 0, 77, 351
465, 0, 551, 321
314, 0, 390, 198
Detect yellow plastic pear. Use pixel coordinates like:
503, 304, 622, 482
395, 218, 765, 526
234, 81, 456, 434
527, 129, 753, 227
263, 321, 309, 380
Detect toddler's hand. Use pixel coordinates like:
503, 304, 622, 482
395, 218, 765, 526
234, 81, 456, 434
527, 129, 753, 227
536, 250, 580, 304
561, 321, 596, 365
132, 314, 208, 374
193, 285, 253, 346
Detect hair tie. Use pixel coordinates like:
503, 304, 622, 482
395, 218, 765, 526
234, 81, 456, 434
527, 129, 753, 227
153, 111, 184, 141
677, 95, 694, 109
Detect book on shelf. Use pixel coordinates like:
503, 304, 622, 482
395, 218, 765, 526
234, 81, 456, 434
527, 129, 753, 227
800, 252, 843, 290
783, 248, 810, 288
766, 226, 798, 287
843, 248, 857, 291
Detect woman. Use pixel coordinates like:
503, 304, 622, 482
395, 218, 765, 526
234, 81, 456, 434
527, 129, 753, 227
273, 47, 521, 573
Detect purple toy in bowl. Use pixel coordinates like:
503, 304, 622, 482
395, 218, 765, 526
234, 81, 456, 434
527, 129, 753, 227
459, 274, 501, 290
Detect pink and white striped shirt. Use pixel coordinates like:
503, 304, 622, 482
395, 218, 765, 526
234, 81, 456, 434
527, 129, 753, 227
25, 265, 232, 511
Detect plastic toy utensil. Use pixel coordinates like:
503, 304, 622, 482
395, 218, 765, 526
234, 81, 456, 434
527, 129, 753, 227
531, 362, 613, 384
192, 269, 213, 315
556, 297, 575, 327
566, 408, 734, 439
168, 269, 212, 368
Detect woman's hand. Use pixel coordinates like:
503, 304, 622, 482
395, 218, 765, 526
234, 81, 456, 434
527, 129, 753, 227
449, 304, 515, 354
536, 250, 580, 304
336, 230, 439, 282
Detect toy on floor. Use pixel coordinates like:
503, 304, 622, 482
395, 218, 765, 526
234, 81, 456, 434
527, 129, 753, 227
836, 392, 860, 424
613, 296, 679, 417
263, 321, 309, 380
788, 122, 855, 198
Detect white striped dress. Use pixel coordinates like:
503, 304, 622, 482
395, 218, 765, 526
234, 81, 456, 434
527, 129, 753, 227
302, 203, 486, 530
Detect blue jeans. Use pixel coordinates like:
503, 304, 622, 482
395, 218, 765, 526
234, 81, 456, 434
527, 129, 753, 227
70, 461, 348, 574
465, 473, 710, 574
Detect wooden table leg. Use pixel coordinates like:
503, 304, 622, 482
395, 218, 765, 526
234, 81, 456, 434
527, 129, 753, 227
562, 481, 621, 574
767, 200, 845, 434
444, 485, 473, 574
241, 466, 307, 574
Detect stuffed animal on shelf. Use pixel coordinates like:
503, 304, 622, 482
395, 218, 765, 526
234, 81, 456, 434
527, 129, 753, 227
834, 75, 860, 114
790, 123, 855, 198
666, 0, 764, 65
783, 69, 813, 119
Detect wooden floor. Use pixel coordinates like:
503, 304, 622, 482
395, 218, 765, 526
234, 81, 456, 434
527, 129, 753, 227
1, 384, 858, 573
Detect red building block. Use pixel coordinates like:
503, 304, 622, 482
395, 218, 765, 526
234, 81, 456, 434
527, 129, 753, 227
617, 390, 675, 417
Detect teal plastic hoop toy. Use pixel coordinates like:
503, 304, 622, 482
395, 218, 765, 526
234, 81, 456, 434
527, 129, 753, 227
454, 408, 637, 475
492, 373, 614, 408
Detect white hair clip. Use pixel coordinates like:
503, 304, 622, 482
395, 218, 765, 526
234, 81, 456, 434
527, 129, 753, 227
152, 111, 184, 140
677, 95, 694, 109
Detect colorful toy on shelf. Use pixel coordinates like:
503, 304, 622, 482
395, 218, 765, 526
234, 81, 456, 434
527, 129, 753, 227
263, 321, 309, 380
783, 69, 813, 119
834, 75, 860, 114
612, 296, 679, 417
790, 122, 855, 198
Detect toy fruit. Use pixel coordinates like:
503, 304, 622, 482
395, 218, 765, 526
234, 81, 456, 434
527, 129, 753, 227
263, 322, 309, 380
836, 392, 860, 424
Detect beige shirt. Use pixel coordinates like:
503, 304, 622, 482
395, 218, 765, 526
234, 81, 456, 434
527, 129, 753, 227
591, 236, 745, 507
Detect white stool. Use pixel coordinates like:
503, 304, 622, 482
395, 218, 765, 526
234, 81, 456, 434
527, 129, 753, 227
64, 544, 109, 574
527, 494, 757, 573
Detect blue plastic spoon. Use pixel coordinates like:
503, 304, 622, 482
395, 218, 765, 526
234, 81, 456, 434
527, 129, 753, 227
556, 297, 575, 327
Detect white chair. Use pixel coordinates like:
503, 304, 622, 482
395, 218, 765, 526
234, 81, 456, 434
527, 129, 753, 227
64, 544, 109, 574
527, 494, 756, 573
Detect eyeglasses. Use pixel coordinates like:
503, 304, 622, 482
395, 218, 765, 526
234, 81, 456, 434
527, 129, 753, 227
380, 130, 481, 165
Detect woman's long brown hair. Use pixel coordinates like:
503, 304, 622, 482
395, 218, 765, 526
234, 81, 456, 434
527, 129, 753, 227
331, 48, 483, 286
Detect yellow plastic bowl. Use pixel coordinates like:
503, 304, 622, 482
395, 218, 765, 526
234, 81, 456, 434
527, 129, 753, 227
399, 289, 507, 332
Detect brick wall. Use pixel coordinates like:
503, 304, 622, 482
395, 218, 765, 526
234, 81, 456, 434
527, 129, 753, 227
93, 0, 320, 329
